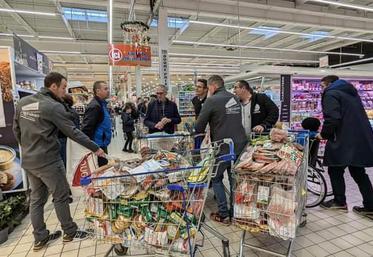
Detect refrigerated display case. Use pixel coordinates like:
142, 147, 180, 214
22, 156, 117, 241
291, 77, 373, 154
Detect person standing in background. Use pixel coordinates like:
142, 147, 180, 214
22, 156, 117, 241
82, 81, 112, 167
138, 97, 149, 117
192, 79, 208, 119
195, 75, 247, 225
121, 103, 136, 153
144, 85, 181, 134
318, 75, 373, 217
233, 80, 279, 136
13, 72, 105, 251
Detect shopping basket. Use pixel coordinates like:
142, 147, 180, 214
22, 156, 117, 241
232, 130, 309, 257
79, 138, 235, 257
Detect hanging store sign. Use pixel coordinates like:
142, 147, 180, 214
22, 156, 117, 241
280, 74, 291, 122
13, 34, 50, 75
319, 55, 329, 68
159, 49, 169, 88
108, 44, 151, 67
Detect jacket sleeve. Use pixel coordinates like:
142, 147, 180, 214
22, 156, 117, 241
195, 98, 212, 134
81, 103, 101, 139
122, 113, 135, 126
259, 94, 279, 129
49, 104, 99, 152
12, 104, 21, 144
321, 93, 341, 140
144, 102, 156, 129
171, 103, 181, 125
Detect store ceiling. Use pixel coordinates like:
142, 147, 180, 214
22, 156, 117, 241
1, 0, 373, 92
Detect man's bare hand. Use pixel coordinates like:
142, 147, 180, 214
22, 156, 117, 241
161, 117, 171, 124
95, 148, 106, 157
252, 125, 265, 133
155, 122, 164, 130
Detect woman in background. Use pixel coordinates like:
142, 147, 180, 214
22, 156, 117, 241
121, 102, 136, 153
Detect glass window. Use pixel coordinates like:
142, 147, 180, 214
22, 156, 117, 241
62, 7, 108, 23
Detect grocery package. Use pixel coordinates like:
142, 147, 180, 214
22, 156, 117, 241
233, 129, 306, 240
83, 150, 209, 254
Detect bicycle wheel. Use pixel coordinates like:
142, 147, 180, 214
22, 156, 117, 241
306, 166, 327, 208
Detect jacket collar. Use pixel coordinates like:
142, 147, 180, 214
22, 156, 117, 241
213, 86, 226, 95
40, 87, 62, 103
94, 96, 107, 106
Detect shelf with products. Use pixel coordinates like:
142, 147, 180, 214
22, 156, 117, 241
178, 90, 195, 119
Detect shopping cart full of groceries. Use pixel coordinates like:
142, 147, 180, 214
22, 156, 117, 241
232, 129, 309, 257
78, 138, 236, 257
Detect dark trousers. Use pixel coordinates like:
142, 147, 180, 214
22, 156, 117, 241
124, 132, 134, 150
212, 161, 234, 218
98, 146, 108, 167
328, 166, 373, 209
26, 160, 78, 241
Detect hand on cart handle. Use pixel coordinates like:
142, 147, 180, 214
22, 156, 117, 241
252, 125, 265, 133
95, 148, 106, 157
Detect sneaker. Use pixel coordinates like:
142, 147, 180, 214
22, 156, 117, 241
63, 230, 90, 243
33, 230, 62, 252
353, 206, 373, 218
320, 199, 348, 212
122, 149, 128, 152
210, 212, 230, 226
127, 149, 134, 153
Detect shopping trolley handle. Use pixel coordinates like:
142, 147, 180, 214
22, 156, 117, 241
80, 176, 92, 186
217, 138, 236, 162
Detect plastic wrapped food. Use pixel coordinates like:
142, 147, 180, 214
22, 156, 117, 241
235, 181, 256, 204
269, 128, 288, 143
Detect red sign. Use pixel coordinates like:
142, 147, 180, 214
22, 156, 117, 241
109, 44, 151, 67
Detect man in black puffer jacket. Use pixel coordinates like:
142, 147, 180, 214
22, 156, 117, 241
318, 75, 373, 217
233, 80, 279, 136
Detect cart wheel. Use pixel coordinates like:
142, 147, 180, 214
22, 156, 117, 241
113, 244, 128, 256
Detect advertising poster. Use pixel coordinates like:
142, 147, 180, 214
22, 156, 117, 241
0, 47, 27, 193
108, 44, 151, 67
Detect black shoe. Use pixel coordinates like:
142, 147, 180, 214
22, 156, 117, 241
63, 230, 90, 243
127, 149, 134, 153
353, 206, 373, 218
33, 230, 62, 251
122, 148, 128, 152
320, 199, 348, 212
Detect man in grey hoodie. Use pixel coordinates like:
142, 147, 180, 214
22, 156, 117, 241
195, 75, 247, 225
13, 72, 105, 251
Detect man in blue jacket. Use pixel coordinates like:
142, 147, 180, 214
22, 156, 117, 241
318, 75, 373, 217
82, 81, 112, 166
144, 85, 181, 134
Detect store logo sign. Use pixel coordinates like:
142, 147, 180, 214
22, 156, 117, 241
109, 48, 122, 62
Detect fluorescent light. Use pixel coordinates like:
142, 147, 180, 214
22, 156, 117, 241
39, 36, 74, 40
308, 0, 373, 12
173, 40, 364, 57
330, 57, 373, 68
189, 20, 373, 43
0, 33, 34, 38
169, 53, 316, 63
0, 8, 56, 16
41, 50, 82, 55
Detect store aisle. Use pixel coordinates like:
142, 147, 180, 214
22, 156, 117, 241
1, 121, 372, 257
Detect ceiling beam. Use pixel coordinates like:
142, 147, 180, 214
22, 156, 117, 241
50, 0, 76, 39
162, 0, 373, 33
0, 0, 37, 35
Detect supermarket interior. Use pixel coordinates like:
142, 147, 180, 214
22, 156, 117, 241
1, 0, 373, 257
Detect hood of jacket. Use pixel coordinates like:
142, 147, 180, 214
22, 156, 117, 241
324, 79, 358, 97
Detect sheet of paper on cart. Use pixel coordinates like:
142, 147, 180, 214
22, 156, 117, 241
128, 159, 163, 182
96, 167, 126, 200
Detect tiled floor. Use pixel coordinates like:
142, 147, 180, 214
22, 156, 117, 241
1, 120, 372, 257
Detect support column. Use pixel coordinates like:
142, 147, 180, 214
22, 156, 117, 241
158, 7, 170, 90
135, 65, 142, 97
107, 0, 113, 93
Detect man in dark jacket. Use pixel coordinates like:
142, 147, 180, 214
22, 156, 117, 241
192, 79, 208, 119
233, 80, 279, 136
144, 85, 181, 134
82, 81, 112, 167
13, 72, 105, 251
318, 75, 373, 216
121, 102, 136, 152
195, 75, 248, 225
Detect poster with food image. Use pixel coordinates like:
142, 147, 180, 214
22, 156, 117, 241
0, 47, 27, 193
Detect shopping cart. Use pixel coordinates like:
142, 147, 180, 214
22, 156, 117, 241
79, 138, 235, 257
232, 130, 309, 257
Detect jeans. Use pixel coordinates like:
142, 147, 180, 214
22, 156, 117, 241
124, 132, 134, 150
212, 161, 234, 218
26, 160, 78, 241
98, 146, 108, 167
328, 166, 373, 209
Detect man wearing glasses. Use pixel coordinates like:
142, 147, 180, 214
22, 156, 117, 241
144, 85, 181, 134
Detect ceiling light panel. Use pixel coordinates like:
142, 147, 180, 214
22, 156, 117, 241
0, 8, 56, 16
